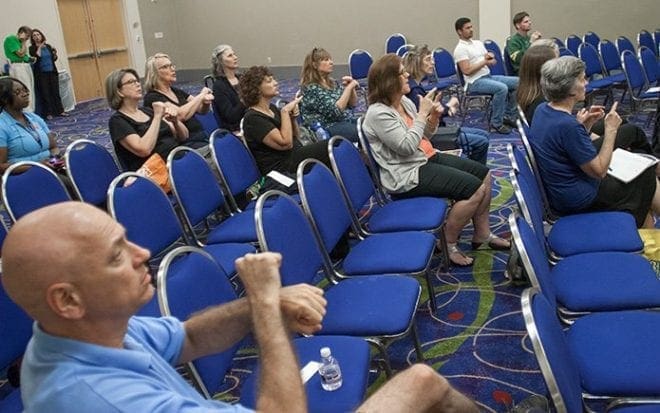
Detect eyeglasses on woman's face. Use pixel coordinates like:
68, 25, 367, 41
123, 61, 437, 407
158, 62, 176, 71
120, 78, 140, 87
13, 86, 29, 96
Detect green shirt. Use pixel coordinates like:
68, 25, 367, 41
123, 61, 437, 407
506, 32, 531, 74
4, 34, 30, 63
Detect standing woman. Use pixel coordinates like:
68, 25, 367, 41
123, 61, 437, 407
29, 29, 66, 120
299, 47, 359, 142
143, 53, 213, 148
105, 68, 188, 171
403, 45, 490, 164
211, 44, 246, 134
241, 66, 330, 175
362, 55, 509, 266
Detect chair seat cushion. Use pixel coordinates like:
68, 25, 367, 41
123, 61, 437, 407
547, 212, 642, 257
206, 212, 257, 244
0, 389, 22, 412
342, 231, 435, 275
367, 197, 448, 233
586, 77, 615, 89
639, 90, 659, 99
321, 276, 420, 336
240, 335, 370, 413
553, 252, 660, 311
609, 405, 660, 413
203, 242, 257, 276
567, 310, 660, 396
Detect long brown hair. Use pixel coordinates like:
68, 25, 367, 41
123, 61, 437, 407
516, 45, 558, 113
367, 54, 403, 106
300, 47, 333, 88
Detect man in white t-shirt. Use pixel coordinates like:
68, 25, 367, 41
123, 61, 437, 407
453, 17, 519, 134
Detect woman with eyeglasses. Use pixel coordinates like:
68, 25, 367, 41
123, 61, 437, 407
143, 53, 213, 148
0, 77, 61, 173
210, 44, 246, 134
299, 47, 359, 142
362, 54, 509, 266
403, 45, 490, 164
105, 68, 188, 171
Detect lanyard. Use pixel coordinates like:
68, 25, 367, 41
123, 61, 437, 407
16, 121, 44, 148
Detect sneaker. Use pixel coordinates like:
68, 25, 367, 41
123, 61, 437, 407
503, 117, 517, 128
491, 124, 512, 134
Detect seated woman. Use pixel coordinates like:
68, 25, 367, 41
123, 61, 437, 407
529, 56, 659, 227
403, 45, 490, 164
299, 47, 359, 142
143, 53, 212, 149
241, 66, 330, 176
105, 68, 188, 171
0, 77, 62, 173
517, 42, 651, 154
211, 44, 246, 134
362, 54, 509, 266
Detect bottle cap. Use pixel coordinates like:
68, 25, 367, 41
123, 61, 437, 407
320, 347, 331, 357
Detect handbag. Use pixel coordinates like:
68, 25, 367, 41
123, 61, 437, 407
136, 153, 171, 193
429, 126, 461, 151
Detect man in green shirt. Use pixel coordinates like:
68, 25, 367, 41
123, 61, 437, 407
506, 12, 542, 75
4, 26, 35, 111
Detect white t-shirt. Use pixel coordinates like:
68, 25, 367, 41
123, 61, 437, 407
453, 39, 490, 84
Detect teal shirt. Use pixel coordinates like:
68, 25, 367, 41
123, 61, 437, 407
506, 32, 531, 74
3, 34, 30, 63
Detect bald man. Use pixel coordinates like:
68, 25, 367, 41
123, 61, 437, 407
3, 202, 478, 413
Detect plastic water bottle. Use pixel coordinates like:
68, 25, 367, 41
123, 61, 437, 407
319, 347, 342, 391
310, 121, 330, 141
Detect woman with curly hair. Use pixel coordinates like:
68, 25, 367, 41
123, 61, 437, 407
241, 66, 329, 175
299, 47, 359, 141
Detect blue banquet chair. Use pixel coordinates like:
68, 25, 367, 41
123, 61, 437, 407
65, 139, 121, 208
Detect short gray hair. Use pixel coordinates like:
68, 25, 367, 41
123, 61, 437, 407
540, 56, 585, 102
104, 68, 139, 110
211, 44, 233, 77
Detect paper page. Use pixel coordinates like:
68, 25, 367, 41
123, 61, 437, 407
647, 86, 659, 93
266, 170, 295, 187
607, 148, 658, 183
300, 361, 321, 383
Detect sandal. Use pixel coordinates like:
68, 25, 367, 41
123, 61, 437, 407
447, 243, 474, 267
471, 233, 511, 251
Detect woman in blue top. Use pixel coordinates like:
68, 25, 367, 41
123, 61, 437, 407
29, 29, 66, 119
0, 77, 61, 173
530, 56, 659, 227
402, 45, 490, 164
299, 47, 359, 142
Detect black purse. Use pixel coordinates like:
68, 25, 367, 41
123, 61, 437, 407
429, 126, 461, 151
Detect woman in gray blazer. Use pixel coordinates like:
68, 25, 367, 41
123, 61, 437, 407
362, 54, 509, 266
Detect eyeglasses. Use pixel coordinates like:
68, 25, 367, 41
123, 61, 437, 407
13, 87, 29, 96
158, 63, 176, 71
120, 78, 140, 87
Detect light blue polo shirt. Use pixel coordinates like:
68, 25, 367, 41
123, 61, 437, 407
20, 316, 254, 413
0, 110, 51, 163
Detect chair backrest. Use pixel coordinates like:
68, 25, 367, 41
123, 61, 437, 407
521, 288, 583, 413
0, 278, 33, 371
509, 170, 547, 251
396, 44, 414, 57
516, 104, 530, 128
638, 46, 658, 84
583, 31, 600, 48
328, 136, 377, 230
432, 47, 457, 79
2, 161, 71, 222
255, 191, 327, 285
638, 30, 655, 55
348, 49, 373, 81
203, 74, 215, 89
621, 49, 648, 94
598, 39, 622, 74
516, 120, 554, 221
210, 130, 261, 211
108, 172, 185, 257
509, 213, 556, 304
483, 39, 506, 76
578, 42, 605, 78
356, 116, 386, 201
157, 246, 239, 398
385, 33, 406, 54
558, 47, 574, 57
503, 43, 515, 75
565, 34, 582, 56
655, 29, 660, 55
65, 139, 121, 207
167, 146, 226, 244
552, 37, 565, 48
194, 111, 219, 137
616, 36, 636, 55
297, 159, 356, 258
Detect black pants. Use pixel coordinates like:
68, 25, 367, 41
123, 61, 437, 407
282, 141, 331, 173
34, 71, 64, 117
591, 122, 652, 154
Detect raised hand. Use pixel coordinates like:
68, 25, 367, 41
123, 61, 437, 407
604, 101, 622, 132
235, 252, 284, 300
418, 87, 438, 117
152, 101, 166, 118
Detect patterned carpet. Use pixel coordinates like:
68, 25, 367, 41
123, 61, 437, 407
3, 78, 656, 411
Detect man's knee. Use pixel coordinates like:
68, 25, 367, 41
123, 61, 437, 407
406, 363, 448, 389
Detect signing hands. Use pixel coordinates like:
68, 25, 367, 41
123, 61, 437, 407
603, 101, 622, 134
198, 87, 214, 105
341, 76, 359, 89
484, 52, 497, 66
282, 92, 303, 118
530, 31, 542, 42
576, 104, 605, 131
419, 88, 444, 121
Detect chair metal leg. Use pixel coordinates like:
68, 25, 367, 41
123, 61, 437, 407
411, 322, 425, 363
424, 269, 438, 314
366, 338, 393, 378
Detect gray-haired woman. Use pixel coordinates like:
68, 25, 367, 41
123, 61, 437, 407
529, 56, 659, 227
211, 45, 246, 133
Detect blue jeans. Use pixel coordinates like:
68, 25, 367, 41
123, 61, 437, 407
327, 119, 359, 142
468, 75, 518, 127
459, 127, 490, 164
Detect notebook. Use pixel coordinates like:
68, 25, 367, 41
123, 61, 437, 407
606, 148, 658, 183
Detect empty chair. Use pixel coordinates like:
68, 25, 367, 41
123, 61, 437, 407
157, 246, 371, 412
255, 191, 426, 373
655, 29, 660, 54
503, 44, 515, 75
638, 46, 659, 86
522, 288, 660, 412
65, 139, 121, 207
385, 32, 407, 54
616, 35, 636, 55
194, 110, 219, 137
431, 47, 461, 91
483, 39, 506, 76
552, 37, 565, 48
396, 43, 414, 57
348, 49, 373, 89
582, 31, 600, 48
167, 146, 257, 244
2, 161, 71, 222
558, 47, 574, 57
565, 34, 582, 56
107, 172, 255, 276
598, 39, 625, 76
621, 50, 659, 114
578, 42, 622, 102
638, 29, 656, 55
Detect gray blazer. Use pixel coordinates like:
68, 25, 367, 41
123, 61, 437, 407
362, 96, 437, 193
